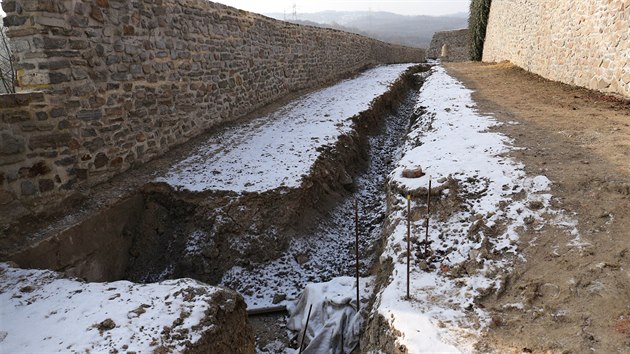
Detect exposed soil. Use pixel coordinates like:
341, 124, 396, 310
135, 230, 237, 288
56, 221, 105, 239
445, 62, 630, 353
0, 64, 385, 258
124, 66, 428, 287
242, 78, 424, 353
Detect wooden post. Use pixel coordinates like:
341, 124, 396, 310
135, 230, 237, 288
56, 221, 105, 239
299, 304, 313, 354
406, 194, 411, 300
425, 177, 432, 256
355, 199, 360, 312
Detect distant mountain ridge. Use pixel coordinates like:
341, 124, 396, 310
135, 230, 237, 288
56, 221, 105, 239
264, 11, 468, 48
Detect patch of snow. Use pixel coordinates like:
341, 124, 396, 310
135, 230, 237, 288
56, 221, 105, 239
373, 66, 582, 352
524, 175, 552, 193
220, 92, 416, 312
184, 230, 208, 256
0, 263, 225, 353
156, 64, 415, 193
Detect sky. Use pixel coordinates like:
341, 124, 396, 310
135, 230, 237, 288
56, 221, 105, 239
212, 0, 470, 17
0, 0, 470, 18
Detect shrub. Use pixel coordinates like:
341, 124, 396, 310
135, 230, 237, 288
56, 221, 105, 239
0, 21, 16, 94
469, 0, 492, 61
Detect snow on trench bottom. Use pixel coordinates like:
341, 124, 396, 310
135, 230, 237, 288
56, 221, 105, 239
286, 276, 374, 353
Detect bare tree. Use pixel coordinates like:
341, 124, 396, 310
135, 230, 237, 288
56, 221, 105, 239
0, 21, 16, 94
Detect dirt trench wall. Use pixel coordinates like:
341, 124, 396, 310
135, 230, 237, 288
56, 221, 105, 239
0, 0, 425, 217
6, 193, 143, 281
427, 28, 469, 61
483, 0, 630, 98
124, 67, 428, 286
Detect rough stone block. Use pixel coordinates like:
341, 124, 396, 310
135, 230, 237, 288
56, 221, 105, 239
49, 72, 70, 84
27, 161, 51, 177
77, 110, 103, 121
69, 39, 89, 50
17, 72, 50, 87
3, 15, 28, 27
50, 108, 66, 118
72, 68, 89, 80
35, 15, 71, 29
1, 1, 16, 13
2, 110, 32, 124
55, 156, 77, 166
43, 50, 81, 58
43, 37, 68, 50
28, 133, 72, 150
38, 178, 55, 193
94, 152, 109, 168
20, 180, 38, 196
69, 16, 89, 28
90, 5, 104, 22
39, 60, 71, 70
83, 137, 105, 152
36, 112, 48, 121
0, 94, 34, 108
0, 132, 26, 156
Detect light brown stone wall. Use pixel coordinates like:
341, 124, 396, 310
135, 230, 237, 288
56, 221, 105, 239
0, 0, 425, 212
427, 28, 469, 61
483, 0, 629, 97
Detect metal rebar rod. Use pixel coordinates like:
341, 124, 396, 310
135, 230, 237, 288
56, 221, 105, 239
406, 194, 411, 300
425, 177, 432, 256
299, 303, 314, 354
355, 198, 360, 312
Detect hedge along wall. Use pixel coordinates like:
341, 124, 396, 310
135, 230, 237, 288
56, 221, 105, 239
483, 0, 629, 98
0, 0, 425, 214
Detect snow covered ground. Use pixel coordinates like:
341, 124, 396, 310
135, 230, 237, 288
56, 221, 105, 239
370, 66, 582, 352
156, 63, 414, 193
220, 86, 417, 312
0, 263, 241, 353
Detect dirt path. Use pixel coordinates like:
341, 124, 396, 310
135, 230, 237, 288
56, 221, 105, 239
445, 62, 630, 353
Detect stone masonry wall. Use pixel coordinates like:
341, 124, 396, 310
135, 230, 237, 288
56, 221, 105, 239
483, 0, 629, 98
427, 28, 469, 61
0, 0, 425, 213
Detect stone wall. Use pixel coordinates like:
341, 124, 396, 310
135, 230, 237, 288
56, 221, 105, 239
427, 28, 469, 61
0, 0, 425, 213
483, 0, 629, 98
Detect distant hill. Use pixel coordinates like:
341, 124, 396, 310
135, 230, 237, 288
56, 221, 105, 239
265, 11, 468, 48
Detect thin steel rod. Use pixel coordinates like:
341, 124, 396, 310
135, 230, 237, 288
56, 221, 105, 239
406, 194, 411, 300
425, 177, 432, 256
355, 199, 360, 312
299, 304, 314, 354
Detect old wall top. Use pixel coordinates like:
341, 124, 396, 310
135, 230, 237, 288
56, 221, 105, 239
427, 28, 469, 61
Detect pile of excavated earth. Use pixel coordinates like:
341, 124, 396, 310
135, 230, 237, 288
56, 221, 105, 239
2, 60, 629, 354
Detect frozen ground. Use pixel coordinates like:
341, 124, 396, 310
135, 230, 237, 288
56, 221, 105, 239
157, 63, 414, 193
370, 66, 582, 352
220, 88, 418, 311
0, 263, 237, 353
0, 64, 418, 354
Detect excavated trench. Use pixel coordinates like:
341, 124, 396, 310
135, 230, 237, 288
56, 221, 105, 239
3, 64, 430, 352
120, 66, 429, 287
